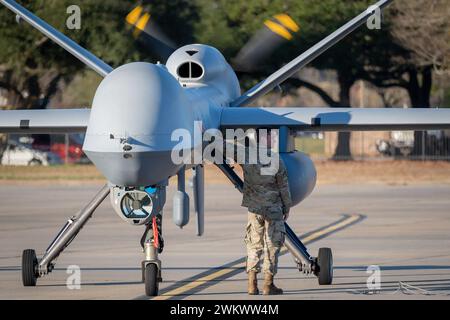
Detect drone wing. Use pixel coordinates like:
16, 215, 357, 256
0, 109, 90, 133
220, 107, 450, 131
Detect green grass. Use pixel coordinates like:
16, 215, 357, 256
295, 137, 325, 155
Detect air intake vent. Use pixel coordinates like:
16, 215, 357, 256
177, 62, 190, 78
191, 62, 203, 78
176, 62, 204, 79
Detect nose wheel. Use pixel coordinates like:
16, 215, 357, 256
22, 249, 39, 287
144, 263, 159, 296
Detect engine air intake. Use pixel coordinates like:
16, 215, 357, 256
176, 62, 204, 79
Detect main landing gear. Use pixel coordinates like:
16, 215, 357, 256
22, 184, 110, 287
284, 223, 333, 285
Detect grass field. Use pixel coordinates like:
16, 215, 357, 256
1, 160, 450, 186
295, 137, 325, 156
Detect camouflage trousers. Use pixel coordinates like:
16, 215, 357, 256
245, 210, 286, 275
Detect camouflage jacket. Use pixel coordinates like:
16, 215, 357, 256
241, 156, 292, 217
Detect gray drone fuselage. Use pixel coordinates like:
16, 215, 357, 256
83, 44, 240, 187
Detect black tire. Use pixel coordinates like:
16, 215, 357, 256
317, 247, 333, 285
144, 263, 159, 296
22, 249, 38, 287
28, 159, 42, 166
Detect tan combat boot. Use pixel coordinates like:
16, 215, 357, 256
262, 273, 283, 295
248, 271, 259, 295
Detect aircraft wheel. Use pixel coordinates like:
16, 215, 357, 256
22, 249, 38, 287
144, 263, 159, 296
316, 247, 333, 285
28, 159, 42, 166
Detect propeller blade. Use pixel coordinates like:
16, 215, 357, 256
126, 4, 299, 73
126, 4, 176, 62
233, 14, 300, 72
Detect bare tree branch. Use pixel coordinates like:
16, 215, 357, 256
391, 0, 450, 74
282, 78, 339, 107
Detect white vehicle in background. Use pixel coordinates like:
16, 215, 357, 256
377, 130, 450, 157
376, 131, 415, 157
1, 140, 62, 166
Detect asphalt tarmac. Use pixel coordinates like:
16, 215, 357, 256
0, 183, 450, 300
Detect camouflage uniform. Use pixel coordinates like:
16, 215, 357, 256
242, 157, 292, 275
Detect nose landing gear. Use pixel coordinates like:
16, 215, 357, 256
141, 214, 164, 296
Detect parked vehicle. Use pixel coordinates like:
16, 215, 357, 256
376, 131, 415, 157
1, 140, 62, 166
376, 130, 450, 158
31, 134, 89, 164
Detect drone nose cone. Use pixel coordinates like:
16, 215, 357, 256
87, 62, 192, 139
83, 62, 194, 186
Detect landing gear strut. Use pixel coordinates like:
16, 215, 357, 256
284, 223, 333, 285
21, 184, 110, 286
